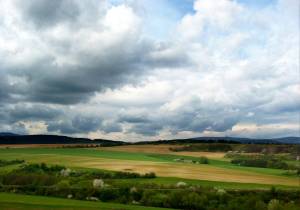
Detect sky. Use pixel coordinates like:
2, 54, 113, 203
0, 0, 299, 141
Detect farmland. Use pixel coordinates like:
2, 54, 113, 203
0, 143, 299, 209
0, 146, 298, 186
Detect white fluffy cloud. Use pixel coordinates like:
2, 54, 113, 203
0, 0, 299, 140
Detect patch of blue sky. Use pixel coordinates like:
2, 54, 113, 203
236, 0, 277, 8
137, 0, 194, 40
107, 0, 194, 40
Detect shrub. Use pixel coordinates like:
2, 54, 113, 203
144, 172, 156, 178
199, 156, 209, 164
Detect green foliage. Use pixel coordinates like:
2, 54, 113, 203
0, 159, 25, 167
1, 172, 57, 186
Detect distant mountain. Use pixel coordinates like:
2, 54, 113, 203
0, 134, 126, 146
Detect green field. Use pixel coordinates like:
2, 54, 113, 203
0, 193, 174, 210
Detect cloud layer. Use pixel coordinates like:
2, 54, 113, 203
0, 0, 299, 141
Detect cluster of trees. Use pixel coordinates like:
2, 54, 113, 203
170, 143, 300, 158
170, 143, 233, 152
237, 144, 300, 155
231, 158, 289, 170
227, 154, 299, 171
140, 189, 300, 210
1, 163, 299, 210
70, 169, 156, 179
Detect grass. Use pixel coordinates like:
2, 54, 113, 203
0, 193, 175, 210
0, 148, 164, 162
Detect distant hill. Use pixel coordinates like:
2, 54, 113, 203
0, 134, 126, 146
0, 133, 299, 145
0, 132, 19, 137
271, 137, 300, 144
137, 136, 300, 145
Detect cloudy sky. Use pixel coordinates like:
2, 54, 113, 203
0, 0, 299, 141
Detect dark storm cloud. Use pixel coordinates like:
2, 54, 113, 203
20, 0, 80, 28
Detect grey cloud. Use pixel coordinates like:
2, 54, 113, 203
15, 38, 156, 105
0, 0, 298, 139
9, 104, 62, 122
143, 43, 192, 68
0, 76, 12, 105
2, 1, 190, 106
119, 114, 150, 124
71, 116, 102, 132
47, 115, 101, 134
128, 122, 163, 136
20, 0, 80, 28
123, 97, 240, 136
0, 122, 27, 135
209, 117, 239, 132
167, 113, 239, 134
47, 120, 77, 134
47, 115, 122, 134
101, 122, 122, 133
